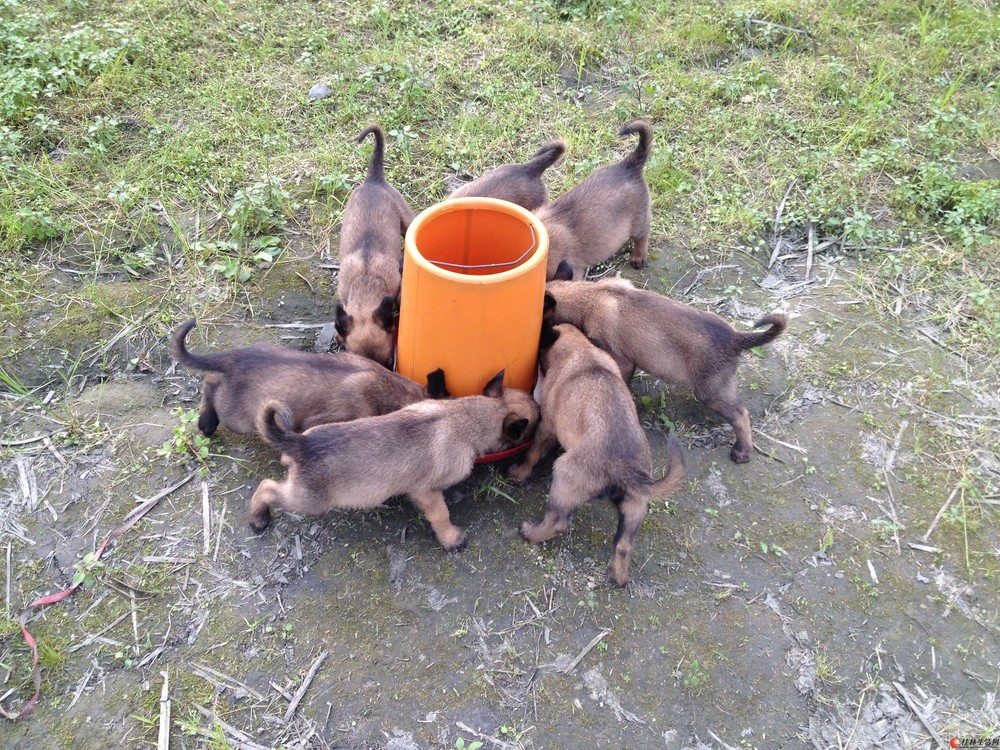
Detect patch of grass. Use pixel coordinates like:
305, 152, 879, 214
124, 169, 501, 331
0, 0, 136, 125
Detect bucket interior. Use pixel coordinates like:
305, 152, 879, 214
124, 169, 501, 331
411, 206, 537, 276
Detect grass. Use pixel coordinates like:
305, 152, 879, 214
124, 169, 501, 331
1, 2, 996, 334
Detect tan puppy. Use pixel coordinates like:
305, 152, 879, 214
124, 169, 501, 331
448, 139, 566, 211
335, 124, 416, 367
508, 323, 685, 586
170, 319, 447, 437
544, 262, 787, 462
535, 120, 652, 280
248, 371, 540, 551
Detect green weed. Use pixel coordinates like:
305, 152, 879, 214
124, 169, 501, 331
71, 551, 105, 589
227, 177, 298, 239
156, 407, 213, 470
683, 658, 707, 689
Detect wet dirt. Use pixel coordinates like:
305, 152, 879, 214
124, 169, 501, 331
1, 239, 997, 749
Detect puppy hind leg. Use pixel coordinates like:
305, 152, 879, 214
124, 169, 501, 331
198, 374, 221, 436
248, 478, 283, 533
608, 491, 649, 586
628, 234, 650, 269
409, 490, 467, 552
628, 207, 651, 269
701, 377, 753, 463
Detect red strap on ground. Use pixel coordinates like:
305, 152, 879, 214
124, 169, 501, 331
0, 472, 195, 721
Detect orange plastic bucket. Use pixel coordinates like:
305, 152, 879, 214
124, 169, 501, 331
397, 197, 549, 397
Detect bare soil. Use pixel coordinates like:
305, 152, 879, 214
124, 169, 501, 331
1, 239, 997, 750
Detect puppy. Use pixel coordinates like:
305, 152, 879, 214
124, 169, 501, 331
535, 120, 653, 280
508, 323, 684, 586
448, 139, 567, 211
170, 319, 447, 437
336, 124, 416, 367
248, 371, 540, 551
544, 262, 787, 462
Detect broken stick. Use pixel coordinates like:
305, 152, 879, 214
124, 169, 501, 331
283, 649, 329, 723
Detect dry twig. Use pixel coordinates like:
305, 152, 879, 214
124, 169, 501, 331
560, 630, 610, 674
893, 681, 949, 749
923, 484, 961, 542
754, 430, 808, 455
768, 179, 797, 268
157, 671, 171, 750
283, 649, 329, 723
201, 481, 211, 555
804, 222, 815, 280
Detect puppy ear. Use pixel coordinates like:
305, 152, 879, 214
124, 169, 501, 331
483, 369, 505, 398
335, 302, 353, 337
425, 368, 450, 399
543, 292, 556, 313
553, 260, 574, 281
374, 295, 397, 331
539, 320, 560, 349
503, 415, 530, 445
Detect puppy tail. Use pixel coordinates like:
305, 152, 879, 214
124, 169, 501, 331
260, 401, 303, 455
357, 124, 386, 182
731, 313, 788, 352
650, 433, 686, 498
525, 138, 566, 174
170, 319, 226, 373
619, 119, 652, 170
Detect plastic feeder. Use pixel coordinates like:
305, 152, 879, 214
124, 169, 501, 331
397, 197, 548, 459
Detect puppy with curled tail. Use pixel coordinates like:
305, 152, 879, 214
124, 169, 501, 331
249, 370, 540, 552
449, 138, 567, 211
509, 322, 685, 586
544, 261, 787, 462
170, 319, 447, 438
335, 124, 416, 368
535, 120, 653, 280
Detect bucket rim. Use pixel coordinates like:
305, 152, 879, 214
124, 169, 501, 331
404, 197, 549, 285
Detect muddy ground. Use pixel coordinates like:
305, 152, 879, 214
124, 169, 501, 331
1, 236, 997, 749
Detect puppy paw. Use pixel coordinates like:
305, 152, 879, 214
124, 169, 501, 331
629, 256, 648, 269
730, 444, 752, 463
247, 509, 271, 534
198, 411, 219, 437
519, 520, 540, 543
507, 462, 531, 483
443, 530, 468, 553
608, 567, 630, 587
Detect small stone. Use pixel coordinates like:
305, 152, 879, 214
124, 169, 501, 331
308, 82, 331, 101
314, 322, 337, 352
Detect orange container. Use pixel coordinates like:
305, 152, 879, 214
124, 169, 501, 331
397, 197, 549, 396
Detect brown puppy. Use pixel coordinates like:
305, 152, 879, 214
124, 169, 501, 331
544, 262, 787, 462
535, 120, 653, 280
335, 124, 416, 367
448, 139, 567, 211
508, 323, 685, 586
248, 371, 540, 551
170, 319, 447, 438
